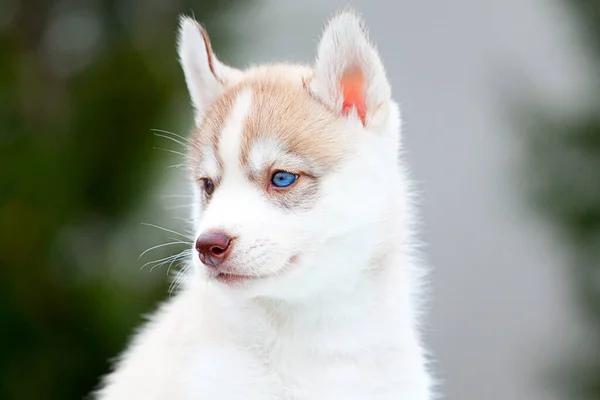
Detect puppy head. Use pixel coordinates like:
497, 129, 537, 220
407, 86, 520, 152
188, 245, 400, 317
178, 11, 403, 299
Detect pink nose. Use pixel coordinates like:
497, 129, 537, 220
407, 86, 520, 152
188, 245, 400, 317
195, 232, 232, 268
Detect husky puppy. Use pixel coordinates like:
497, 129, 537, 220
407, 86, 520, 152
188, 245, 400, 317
95, 9, 433, 400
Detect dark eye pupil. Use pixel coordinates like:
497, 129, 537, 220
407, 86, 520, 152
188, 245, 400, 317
271, 171, 297, 188
204, 179, 215, 195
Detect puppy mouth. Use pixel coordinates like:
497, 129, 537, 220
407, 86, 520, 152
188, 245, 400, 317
214, 271, 263, 284
211, 254, 299, 285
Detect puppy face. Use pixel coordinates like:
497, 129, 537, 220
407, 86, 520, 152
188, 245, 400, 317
179, 12, 401, 299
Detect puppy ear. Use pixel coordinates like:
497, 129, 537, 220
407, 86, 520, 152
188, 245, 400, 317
178, 17, 241, 125
309, 10, 391, 129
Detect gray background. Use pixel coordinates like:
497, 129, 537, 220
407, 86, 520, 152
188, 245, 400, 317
211, 1, 591, 399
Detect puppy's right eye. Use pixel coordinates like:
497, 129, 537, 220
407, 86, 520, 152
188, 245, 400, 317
271, 171, 298, 188
202, 179, 215, 196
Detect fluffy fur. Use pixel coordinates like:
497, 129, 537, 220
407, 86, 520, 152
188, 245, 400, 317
95, 9, 432, 400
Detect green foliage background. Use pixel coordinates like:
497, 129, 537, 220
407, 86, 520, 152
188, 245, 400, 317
0, 1, 247, 399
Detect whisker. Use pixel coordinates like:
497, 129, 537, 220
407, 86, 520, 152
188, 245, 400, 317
168, 236, 193, 244
138, 240, 189, 260
167, 255, 188, 276
152, 249, 192, 273
173, 217, 193, 225
141, 223, 194, 240
168, 273, 178, 297
153, 147, 188, 158
150, 129, 192, 144
166, 204, 193, 211
162, 194, 193, 199
166, 260, 179, 278
140, 130, 196, 290
153, 132, 190, 149
165, 163, 187, 170
169, 274, 181, 297
142, 253, 181, 270
149, 256, 181, 273
169, 262, 192, 296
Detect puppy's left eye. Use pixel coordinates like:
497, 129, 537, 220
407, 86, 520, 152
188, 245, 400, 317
202, 178, 215, 196
271, 171, 298, 188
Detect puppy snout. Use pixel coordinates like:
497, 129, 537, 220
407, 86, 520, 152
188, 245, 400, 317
195, 232, 233, 268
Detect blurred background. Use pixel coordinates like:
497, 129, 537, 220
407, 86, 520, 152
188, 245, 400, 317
1, 0, 599, 399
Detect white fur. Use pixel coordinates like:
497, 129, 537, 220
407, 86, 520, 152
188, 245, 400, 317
215, 89, 251, 180
199, 146, 220, 181
95, 11, 433, 400
248, 139, 288, 173
309, 11, 391, 129
178, 17, 242, 124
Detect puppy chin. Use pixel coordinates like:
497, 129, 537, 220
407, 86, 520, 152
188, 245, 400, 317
243, 265, 324, 301
219, 258, 305, 298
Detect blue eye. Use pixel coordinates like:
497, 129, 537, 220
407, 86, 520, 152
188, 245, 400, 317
271, 171, 298, 188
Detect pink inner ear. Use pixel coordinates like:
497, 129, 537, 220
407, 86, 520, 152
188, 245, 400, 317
340, 67, 367, 125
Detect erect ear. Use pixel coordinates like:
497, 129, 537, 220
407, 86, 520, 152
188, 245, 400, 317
178, 17, 242, 125
309, 11, 391, 129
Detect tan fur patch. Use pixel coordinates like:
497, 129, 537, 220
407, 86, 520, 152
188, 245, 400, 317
188, 85, 241, 178
240, 67, 350, 175
189, 64, 353, 210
